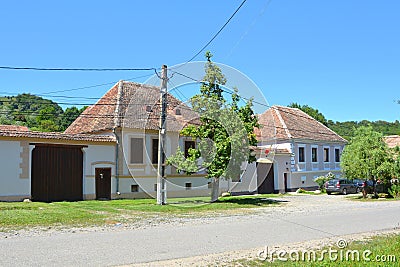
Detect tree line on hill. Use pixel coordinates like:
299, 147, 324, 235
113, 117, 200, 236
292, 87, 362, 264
288, 103, 400, 140
0, 93, 86, 132
0, 94, 399, 139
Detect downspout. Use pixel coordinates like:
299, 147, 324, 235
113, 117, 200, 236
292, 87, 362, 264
113, 127, 120, 196
113, 80, 124, 197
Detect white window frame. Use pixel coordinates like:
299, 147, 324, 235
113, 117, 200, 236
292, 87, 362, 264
298, 144, 306, 163
334, 147, 341, 163
323, 146, 330, 163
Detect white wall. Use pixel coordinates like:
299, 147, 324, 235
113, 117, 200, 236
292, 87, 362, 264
84, 144, 115, 197
0, 141, 30, 199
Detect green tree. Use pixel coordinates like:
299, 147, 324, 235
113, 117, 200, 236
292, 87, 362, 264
341, 126, 390, 182
167, 52, 259, 202
59, 106, 87, 131
288, 103, 328, 126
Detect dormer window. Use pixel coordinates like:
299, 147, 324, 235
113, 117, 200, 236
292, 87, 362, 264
175, 109, 181, 115
146, 105, 152, 112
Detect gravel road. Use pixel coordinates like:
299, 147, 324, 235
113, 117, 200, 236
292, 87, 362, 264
1, 194, 400, 266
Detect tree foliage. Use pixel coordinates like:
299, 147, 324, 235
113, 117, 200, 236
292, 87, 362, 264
0, 93, 85, 132
341, 126, 391, 182
167, 52, 259, 201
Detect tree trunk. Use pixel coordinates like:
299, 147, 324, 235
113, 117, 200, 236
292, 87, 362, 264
211, 177, 220, 203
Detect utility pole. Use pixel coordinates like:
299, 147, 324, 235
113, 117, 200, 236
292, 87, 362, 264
157, 65, 168, 205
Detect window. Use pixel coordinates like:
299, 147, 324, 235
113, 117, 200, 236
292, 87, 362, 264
312, 147, 318, 162
184, 140, 196, 158
335, 148, 340, 162
185, 182, 192, 190
208, 182, 212, 189
130, 138, 144, 164
131, 185, 139, 192
324, 147, 330, 162
298, 147, 305, 162
152, 139, 159, 164
154, 184, 157, 191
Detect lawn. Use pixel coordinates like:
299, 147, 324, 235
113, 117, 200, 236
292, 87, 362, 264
238, 234, 400, 266
0, 194, 281, 231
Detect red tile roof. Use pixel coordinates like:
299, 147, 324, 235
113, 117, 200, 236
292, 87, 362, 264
0, 128, 115, 142
384, 135, 400, 148
257, 106, 347, 143
0, 125, 30, 132
65, 81, 198, 134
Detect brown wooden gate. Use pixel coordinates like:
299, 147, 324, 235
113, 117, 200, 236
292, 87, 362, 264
257, 163, 275, 194
31, 144, 84, 202
95, 168, 111, 200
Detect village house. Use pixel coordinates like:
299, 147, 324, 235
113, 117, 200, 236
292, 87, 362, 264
0, 83, 348, 201
246, 105, 348, 193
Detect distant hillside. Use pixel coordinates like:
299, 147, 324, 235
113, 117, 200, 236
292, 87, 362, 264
327, 120, 400, 140
288, 103, 400, 140
0, 93, 85, 132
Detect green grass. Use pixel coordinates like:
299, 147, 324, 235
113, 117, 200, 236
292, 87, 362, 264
0, 194, 281, 231
237, 234, 400, 266
347, 195, 400, 202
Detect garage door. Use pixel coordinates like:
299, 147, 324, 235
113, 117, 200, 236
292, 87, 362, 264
31, 144, 84, 202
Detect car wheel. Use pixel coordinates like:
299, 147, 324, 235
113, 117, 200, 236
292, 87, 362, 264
356, 187, 361, 193
327, 192, 331, 195
342, 188, 347, 195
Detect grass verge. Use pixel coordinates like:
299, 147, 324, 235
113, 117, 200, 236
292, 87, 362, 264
237, 234, 400, 266
0, 194, 281, 231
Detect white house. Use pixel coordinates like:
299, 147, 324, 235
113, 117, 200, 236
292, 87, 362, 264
65, 81, 211, 199
248, 105, 347, 193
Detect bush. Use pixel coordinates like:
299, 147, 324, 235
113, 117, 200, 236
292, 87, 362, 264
388, 184, 400, 198
296, 188, 306, 194
314, 175, 334, 192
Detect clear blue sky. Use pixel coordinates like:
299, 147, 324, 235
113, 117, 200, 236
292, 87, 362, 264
1, 0, 399, 122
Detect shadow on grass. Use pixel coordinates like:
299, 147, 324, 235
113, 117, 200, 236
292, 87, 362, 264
216, 197, 288, 206
168, 197, 287, 207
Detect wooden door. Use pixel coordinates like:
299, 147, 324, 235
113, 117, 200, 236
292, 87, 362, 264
95, 168, 111, 200
257, 163, 275, 194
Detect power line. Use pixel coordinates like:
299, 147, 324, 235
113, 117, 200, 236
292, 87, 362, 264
182, 0, 248, 65
39, 73, 156, 95
0, 66, 156, 72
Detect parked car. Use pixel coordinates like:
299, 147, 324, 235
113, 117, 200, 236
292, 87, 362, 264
352, 179, 365, 193
361, 179, 389, 195
325, 179, 358, 195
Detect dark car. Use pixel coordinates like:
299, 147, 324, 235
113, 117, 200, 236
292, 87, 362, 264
325, 179, 358, 195
352, 179, 365, 193
361, 179, 389, 195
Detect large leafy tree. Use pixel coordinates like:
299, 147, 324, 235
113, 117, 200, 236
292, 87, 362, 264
341, 126, 390, 182
0, 93, 85, 132
167, 52, 259, 202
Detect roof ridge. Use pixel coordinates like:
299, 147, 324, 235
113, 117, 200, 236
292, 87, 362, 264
274, 107, 292, 139
113, 81, 123, 128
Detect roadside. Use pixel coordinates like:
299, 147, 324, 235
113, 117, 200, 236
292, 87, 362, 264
1, 194, 400, 266
127, 228, 400, 267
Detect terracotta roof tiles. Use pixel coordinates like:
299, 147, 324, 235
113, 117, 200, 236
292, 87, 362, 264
257, 106, 347, 143
65, 81, 198, 134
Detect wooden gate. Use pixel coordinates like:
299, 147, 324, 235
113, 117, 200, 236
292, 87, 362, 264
257, 163, 275, 194
31, 144, 84, 202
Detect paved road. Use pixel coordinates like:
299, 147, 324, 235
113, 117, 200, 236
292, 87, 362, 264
1, 195, 400, 266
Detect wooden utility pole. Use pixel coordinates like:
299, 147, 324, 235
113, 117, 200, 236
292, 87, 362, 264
157, 65, 168, 205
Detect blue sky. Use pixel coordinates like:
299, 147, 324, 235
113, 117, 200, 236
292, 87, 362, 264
0, 0, 399, 122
